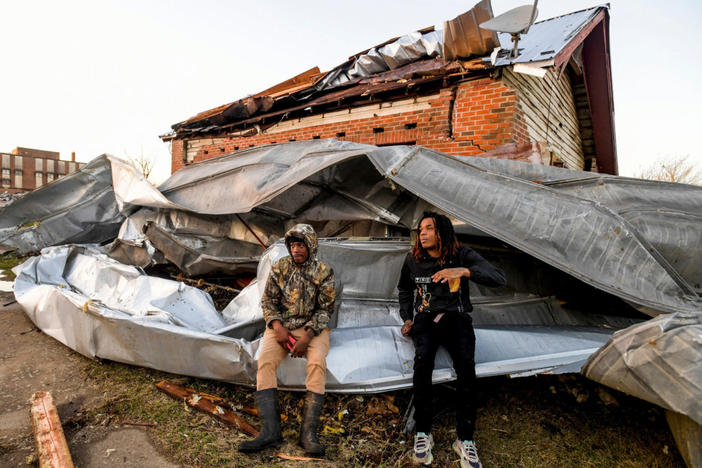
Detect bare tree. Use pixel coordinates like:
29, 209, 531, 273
636, 155, 702, 186
131, 154, 154, 180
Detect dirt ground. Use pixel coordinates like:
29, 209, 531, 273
0, 291, 178, 468
0, 288, 686, 468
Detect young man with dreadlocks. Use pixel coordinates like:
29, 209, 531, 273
398, 212, 506, 467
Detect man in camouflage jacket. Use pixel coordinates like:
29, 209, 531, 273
239, 224, 335, 456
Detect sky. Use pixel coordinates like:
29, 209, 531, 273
1, 0, 701, 184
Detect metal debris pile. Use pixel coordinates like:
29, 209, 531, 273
2, 140, 700, 464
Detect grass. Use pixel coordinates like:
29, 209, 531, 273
79, 359, 684, 468
0, 251, 27, 279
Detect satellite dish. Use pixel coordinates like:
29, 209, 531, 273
480, 1, 538, 58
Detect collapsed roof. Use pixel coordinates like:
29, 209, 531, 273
162, 2, 615, 172
4, 141, 701, 431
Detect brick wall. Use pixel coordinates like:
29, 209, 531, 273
171, 140, 186, 174
172, 76, 535, 171
11, 147, 60, 160
0, 152, 82, 193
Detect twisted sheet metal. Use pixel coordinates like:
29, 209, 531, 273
9, 140, 701, 421
14, 242, 618, 393
0, 155, 125, 254
582, 313, 702, 425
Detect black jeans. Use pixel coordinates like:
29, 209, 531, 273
411, 311, 477, 440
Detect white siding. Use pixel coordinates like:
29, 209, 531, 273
502, 67, 584, 170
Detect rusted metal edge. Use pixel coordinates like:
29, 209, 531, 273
443, 0, 499, 60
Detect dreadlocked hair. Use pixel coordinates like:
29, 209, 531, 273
411, 211, 459, 265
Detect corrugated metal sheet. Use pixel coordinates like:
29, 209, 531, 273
12, 241, 623, 393
583, 313, 702, 425
0, 155, 125, 255
443, 0, 499, 60
8, 141, 701, 425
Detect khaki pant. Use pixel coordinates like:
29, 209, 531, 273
256, 327, 331, 394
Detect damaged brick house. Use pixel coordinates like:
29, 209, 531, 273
162, 3, 616, 176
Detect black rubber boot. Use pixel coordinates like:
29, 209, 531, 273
238, 388, 283, 453
299, 391, 325, 456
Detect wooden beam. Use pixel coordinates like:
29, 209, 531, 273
582, 15, 617, 174
29, 391, 75, 468
252, 66, 323, 99
155, 381, 259, 437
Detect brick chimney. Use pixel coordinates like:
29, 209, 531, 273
71, 152, 76, 162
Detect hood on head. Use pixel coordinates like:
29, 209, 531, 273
284, 223, 318, 260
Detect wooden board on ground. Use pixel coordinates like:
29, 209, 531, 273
29, 391, 75, 468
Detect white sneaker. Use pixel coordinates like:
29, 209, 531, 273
453, 439, 482, 468
412, 432, 434, 465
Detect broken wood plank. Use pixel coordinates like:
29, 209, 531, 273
274, 452, 325, 462
171, 275, 241, 294
29, 391, 75, 468
155, 380, 259, 437
241, 405, 288, 422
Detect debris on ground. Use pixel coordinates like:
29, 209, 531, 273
29, 391, 75, 468
155, 380, 258, 437
274, 452, 325, 461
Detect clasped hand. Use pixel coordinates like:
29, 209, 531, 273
272, 321, 311, 357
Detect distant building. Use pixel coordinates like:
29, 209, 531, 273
0, 147, 85, 194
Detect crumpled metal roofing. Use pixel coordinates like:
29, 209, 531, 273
6, 140, 701, 316
370, 145, 701, 315
138, 140, 702, 316
442, 0, 499, 60
8, 140, 701, 423
13, 240, 620, 393
318, 30, 444, 90
582, 312, 702, 426
0, 155, 126, 255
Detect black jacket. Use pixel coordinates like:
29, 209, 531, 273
397, 246, 506, 322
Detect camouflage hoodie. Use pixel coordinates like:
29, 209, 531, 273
262, 224, 335, 335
